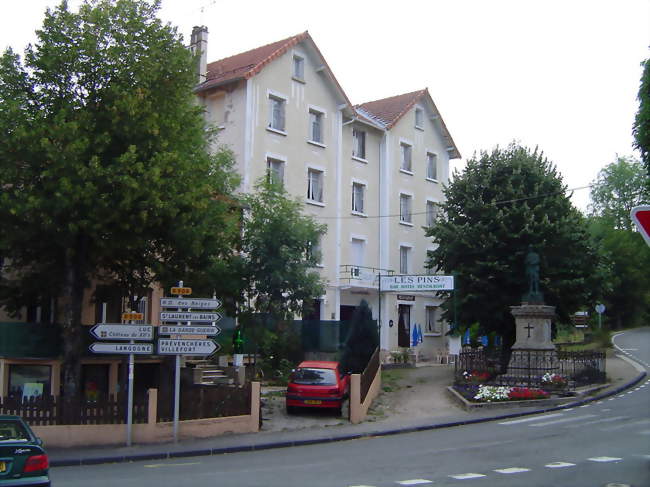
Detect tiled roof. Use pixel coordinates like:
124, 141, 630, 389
357, 89, 460, 159
196, 32, 309, 91
356, 90, 427, 129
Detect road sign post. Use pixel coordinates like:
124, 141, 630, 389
595, 303, 606, 330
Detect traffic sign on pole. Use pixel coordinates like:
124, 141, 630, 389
160, 297, 221, 309
89, 342, 153, 354
160, 311, 222, 323
170, 286, 192, 295
159, 325, 221, 336
631, 205, 650, 246
90, 324, 153, 341
157, 339, 220, 356
121, 312, 144, 322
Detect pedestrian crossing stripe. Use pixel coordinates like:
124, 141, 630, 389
494, 467, 530, 474
588, 457, 622, 462
449, 473, 486, 479
545, 462, 576, 468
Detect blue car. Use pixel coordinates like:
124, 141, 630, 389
0, 415, 50, 486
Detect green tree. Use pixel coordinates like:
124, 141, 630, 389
0, 0, 239, 397
426, 143, 601, 350
588, 156, 649, 230
633, 57, 650, 188
587, 218, 650, 329
340, 300, 379, 374
236, 179, 326, 323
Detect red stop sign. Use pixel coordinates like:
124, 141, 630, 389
631, 206, 650, 246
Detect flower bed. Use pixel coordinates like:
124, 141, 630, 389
454, 384, 550, 403
541, 373, 568, 388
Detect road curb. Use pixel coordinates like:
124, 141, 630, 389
50, 368, 646, 468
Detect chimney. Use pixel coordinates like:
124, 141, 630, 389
190, 26, 208, 84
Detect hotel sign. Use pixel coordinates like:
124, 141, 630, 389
380, 275, 454, 292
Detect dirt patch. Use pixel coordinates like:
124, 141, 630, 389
260, 365, 461, 432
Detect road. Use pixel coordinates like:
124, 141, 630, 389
51, 328, 650, 487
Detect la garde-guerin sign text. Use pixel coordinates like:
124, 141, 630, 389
380, 275, 454, 292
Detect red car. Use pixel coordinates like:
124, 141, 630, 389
285, 361, 349, 415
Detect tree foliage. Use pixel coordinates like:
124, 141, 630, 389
0, 0, 239, 396
587, 218, 650, 329
588, 155, 649, 230
633, 57, 650, 188
426, 143, 602, 347
340, 300, 379, 374
236, 180, 326, 322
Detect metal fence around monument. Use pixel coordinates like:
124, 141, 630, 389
455, 349, 606, 389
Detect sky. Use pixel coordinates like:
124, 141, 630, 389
1, 0, 648, 211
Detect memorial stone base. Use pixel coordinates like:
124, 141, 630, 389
505, 304, 559, 385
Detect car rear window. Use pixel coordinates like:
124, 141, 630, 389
0, 420, 29, 442
291, 368, 337, 385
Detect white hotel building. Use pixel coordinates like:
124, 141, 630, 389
191, 28, 461, 359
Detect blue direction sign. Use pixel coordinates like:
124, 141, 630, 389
89, 342, 153, 354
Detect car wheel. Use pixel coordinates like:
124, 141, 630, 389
286, 405, 296, 415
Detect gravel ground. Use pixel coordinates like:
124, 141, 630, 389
260, 364, 460, 432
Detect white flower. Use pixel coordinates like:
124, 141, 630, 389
473, 384, 511, 402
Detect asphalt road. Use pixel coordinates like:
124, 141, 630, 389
51, 328, 650, 487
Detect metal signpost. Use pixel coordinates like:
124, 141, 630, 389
160, 282, 222, 443
595, 303, 606, 329
88, 311, 151, 446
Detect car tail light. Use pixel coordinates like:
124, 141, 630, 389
23, 454, 48, 473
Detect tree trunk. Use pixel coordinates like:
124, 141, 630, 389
60, 240, 88, 398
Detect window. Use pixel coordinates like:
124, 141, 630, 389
400, 194, 412, 224
267, 157, 285, 186
309, 109, 324, 144
352, 128, 366, 159
415, 108, 424, 129
400, 142, 412, 172
352, 183, 365, 214
307, 168, 323, 203
351, 238, 365, 268
426, 306, 441, 333
427, 152, 438, 180
307, 236, 322, 265
9, 365, 51, 399
426, 201, 438, 227
293, 55, 304, 80
268, 95, 286, 132
399, 246, 410, 274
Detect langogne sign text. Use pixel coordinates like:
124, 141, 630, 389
380, 275, 454, 291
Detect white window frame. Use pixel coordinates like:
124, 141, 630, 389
399, 245, 412, 274
306, 167, 324, 205
350, 236, 367, 270
425, 305, 442, 335
292, 53, 305, 82
415, 107, 424, 130
351, 180, 366, 216
426, 199, 438, 227
400, 140, 413, 174
267, 90, 287, 134
426, 151, 438, 181
308, 106, 326, 147
266, 154, 286, 186
352, 128, 367, 162
399, 192, 413, 225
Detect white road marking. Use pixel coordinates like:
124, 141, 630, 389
144, 462, 201, 468
545, 462, 576, 468
494, 467, 530, 474
498, 413, 563, 425
449, 473, 486, 479
601, 419, 650, 432
396, 480, 432, 486
530, 414, 597, 427
565, 416, 629, 428
588, 456, 622, 462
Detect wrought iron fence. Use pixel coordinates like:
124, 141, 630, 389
455, 348, 606, 389
0, 394, 148, 426
360, 348, 380, 404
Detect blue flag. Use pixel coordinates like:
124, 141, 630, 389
417, 324, 424, 344
480, 335, 488, 347
412, 325, 418, 347
463, 328, 471, 345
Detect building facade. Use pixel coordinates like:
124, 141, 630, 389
193, 29, 460, 359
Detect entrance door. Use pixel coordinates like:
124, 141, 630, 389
398, 304, 411, 347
